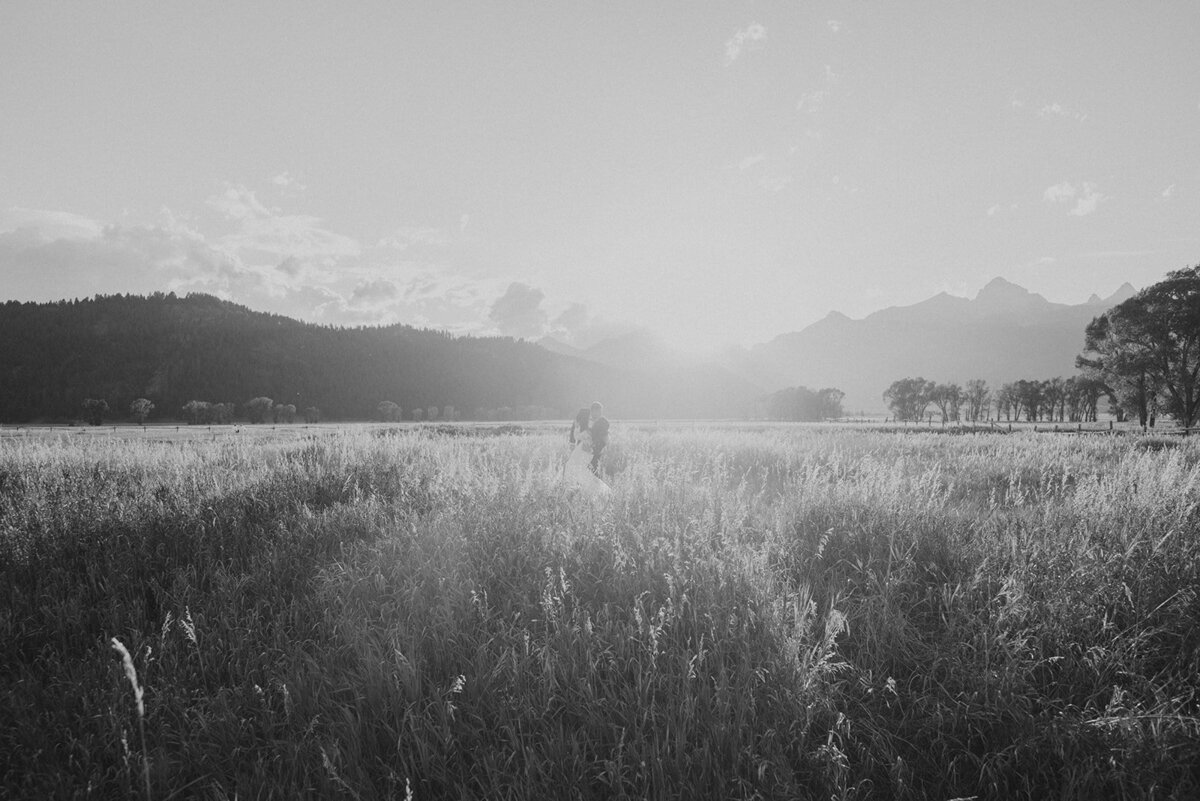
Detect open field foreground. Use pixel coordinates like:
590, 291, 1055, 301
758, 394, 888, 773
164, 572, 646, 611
3, 426, 1200, 799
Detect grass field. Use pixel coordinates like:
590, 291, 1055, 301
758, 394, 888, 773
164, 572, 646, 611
3, 425, 1199, 799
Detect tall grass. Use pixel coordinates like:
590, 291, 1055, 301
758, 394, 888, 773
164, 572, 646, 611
2, 427, 1198, 798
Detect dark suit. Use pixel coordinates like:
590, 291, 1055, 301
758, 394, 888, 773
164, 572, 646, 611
588, 415, 609, 475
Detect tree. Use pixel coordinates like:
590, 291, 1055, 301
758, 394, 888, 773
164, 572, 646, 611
426, 405, 439, 421
304, 406, 321, 424
245, 396, 274, 424
129, 398, 154, 424
182, 400, 212, 425
817, 388, 845, 420
82, 398, 108, 426
1078, 267, 1200, 426
377, 401, 401, 422
271, 403, 297, 423
964, 379, 990, 422
765, 386, 844, 421
995, 383, 1016, 422
1065, 375, 1104, 422
929, 382, 962, 423
1013, 379, 1044, 422
1041, 377, 1068, 422
411, 407, 424, 422
883, 377, 934, 422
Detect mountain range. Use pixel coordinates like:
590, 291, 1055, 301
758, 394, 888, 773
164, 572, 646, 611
0, 278, 1136, 422
540, 277, 1138, 414
745, 277, 1137, 411
0, 294, 760, 422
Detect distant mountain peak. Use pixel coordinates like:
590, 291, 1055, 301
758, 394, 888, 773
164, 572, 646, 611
972, 276, 1053, 313
975, 276, 1034, 301
1106, 282, 1137, 304
1085, 282, 1138, 307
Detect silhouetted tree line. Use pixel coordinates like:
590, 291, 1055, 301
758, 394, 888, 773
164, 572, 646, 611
884, 376, 1107, 424
0, 293, 759, 423
764, 386, 845, 421
181, 400, 237, 425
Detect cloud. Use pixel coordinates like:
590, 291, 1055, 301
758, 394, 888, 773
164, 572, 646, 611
1069, 184, 1105, 216
737, 153, 767, 171
1038, 102, 1088, 122
488, 282, 548, 338
377, 226, 452, 251
276, 256, 304, 278
827, 20, 842, 32
350, 278, 399, 304
0, 207, 105, 240
987, 204, 1002, 217
0, 213, 255, 303
724, 23, 766, 65
1, 195, 567, 338
1163, 184, 1176, 198
552, 303, 589, 335
548, 302, 636, 349
1043, 181, 1076, 203
731, 152, 793, 193
798, 65, 838, 114
1043, 181, 1105, 216
271, 171, 307, 197
479, 286, 635, 347
757, 172, 792, 193
207, 184, 361, 267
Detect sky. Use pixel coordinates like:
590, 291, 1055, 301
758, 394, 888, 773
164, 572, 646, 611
2, 1, 1199, 352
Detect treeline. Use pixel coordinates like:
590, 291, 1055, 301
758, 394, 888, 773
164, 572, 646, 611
882, 377, 1106, 423
763, 386, 845, 421
0, 293, 760, 423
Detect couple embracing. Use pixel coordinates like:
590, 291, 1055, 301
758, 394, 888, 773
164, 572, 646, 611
564, 401, 611, 496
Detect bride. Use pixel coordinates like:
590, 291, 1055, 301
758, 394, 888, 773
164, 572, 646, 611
564, 408, 611, 497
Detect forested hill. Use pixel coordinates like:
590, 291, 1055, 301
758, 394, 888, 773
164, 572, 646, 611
0, 294, 759, 422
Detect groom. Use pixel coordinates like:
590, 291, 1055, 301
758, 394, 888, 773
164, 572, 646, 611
588, 401, 610, 476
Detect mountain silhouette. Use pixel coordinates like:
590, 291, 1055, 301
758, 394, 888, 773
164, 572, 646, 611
537, 277, 1140, 416
0, 280, 1141, 422
0, 293, 761, 422
740, 278, 1138, 413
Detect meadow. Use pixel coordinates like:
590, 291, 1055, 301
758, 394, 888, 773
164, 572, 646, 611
2, 424, 1199, 800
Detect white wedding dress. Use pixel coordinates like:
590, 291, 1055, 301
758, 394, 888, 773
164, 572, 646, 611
563, 432, 612, 498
